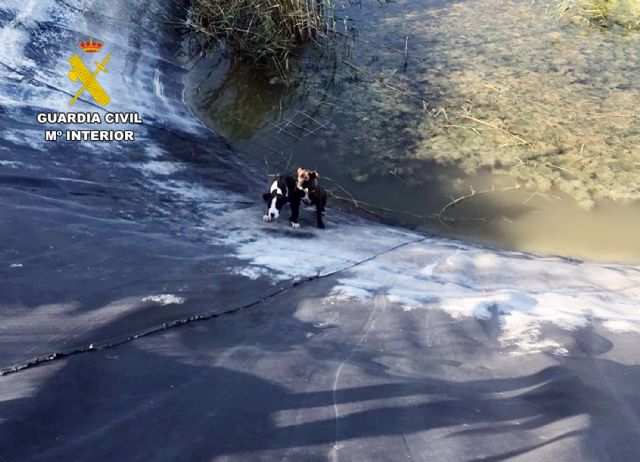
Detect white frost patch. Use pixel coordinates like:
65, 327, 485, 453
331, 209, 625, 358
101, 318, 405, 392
2, 129, 47, 151
211, 205, 416, 281
135, 161, 184, 176
142, 294, 185, 306
144, 143, 166, 159
154, 180, 235, 202
0, 160, 38, 170
230, 265, 271, 281
234, 225, 411, 280
602, 319, 638, 333
326, 243, 640, 355
329, 285, 374, 301
441, 291, 539, 321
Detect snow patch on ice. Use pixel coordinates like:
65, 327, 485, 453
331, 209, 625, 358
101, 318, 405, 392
142, 294, 185, 306
230, 265, 272, 281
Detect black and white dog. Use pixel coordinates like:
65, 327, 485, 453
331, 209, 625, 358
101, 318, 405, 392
262, 168, 328, 229
262, 173, 302, 228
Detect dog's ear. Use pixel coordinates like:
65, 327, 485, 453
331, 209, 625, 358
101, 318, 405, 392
263, 192, 271, 203
297, 167, 304, 175
310, 170, 319, 179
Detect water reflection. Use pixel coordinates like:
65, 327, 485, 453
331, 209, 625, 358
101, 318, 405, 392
191, 57, 292, 139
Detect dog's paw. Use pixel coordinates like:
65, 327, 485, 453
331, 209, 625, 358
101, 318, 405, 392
291, 222, 300, 229
262, 214, 271, 222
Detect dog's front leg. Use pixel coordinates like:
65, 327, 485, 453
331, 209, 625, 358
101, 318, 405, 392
290, 195, 301, 229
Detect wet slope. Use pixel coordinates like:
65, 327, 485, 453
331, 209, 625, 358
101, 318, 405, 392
1, 1, 640, 461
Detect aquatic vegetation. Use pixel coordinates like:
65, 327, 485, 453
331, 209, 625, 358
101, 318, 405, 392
551, 0, 640, 29
187, 0, 336, 74
305, 0, 640, 210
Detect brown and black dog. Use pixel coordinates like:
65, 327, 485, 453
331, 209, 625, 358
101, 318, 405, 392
296, 168, 328, 229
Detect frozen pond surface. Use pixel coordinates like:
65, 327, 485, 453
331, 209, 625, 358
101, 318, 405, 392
1, 0, 640, 460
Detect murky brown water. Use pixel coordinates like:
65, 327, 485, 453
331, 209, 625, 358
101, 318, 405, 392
188, 0, 640, 262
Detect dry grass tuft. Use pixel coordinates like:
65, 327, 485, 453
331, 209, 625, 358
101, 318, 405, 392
186, 0, 336, 75
551, 0, 640, 29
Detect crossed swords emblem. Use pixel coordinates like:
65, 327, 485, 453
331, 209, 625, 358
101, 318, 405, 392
68, 53, 112, 107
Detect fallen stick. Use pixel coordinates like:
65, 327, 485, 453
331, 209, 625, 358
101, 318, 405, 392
330, 192, 440, 221
458, 115, 530, 146
438, 184, 521, 225
545, 162, 577, 176
341, 59, 427, 106
444, 123, 480, 134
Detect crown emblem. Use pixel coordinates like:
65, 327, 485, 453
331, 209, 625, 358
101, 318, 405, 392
80, 37, 103, 53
